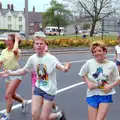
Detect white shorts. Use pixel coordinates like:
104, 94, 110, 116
5, 75, 22, 83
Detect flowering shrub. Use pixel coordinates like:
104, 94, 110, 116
0, 38, 118, 49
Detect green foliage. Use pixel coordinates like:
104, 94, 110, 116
42, 0, 72, 28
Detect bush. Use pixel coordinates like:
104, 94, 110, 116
0, 38, 117, 49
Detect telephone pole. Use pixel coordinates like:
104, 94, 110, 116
25, 0, 29, 40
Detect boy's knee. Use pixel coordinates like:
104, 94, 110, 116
40, 114, 49, 120
32, 110, 39, 120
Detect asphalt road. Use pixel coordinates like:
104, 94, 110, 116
0, 51, 120, 120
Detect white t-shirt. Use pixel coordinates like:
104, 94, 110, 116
79, 59, 120, 97
23, 53, 60, 95
115, 45, 120, 61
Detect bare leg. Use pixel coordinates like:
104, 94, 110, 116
5, 79, 21, 113
88, 105, 98, 120
40, 99, 61, 120
32, 95, 43, 120
96, 103, 109, 120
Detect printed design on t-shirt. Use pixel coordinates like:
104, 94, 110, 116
36, 64, 48, 86
92, 67, 108, 89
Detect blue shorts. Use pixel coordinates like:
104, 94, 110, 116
86, 95, 113, 108
34, 86, 55, 101
116, 60, 120, 66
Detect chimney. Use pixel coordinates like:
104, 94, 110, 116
7, 4, 10, 9
11, 4, 14, 11
0, 2, 2, 9
33, 6, 35, 12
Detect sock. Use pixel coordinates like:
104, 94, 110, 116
57, 111, 62, 118
22, 100, 26, 105
4, 112, 10, 117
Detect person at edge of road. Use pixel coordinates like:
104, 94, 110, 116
79, 41, 120, 120
114, 36, 120, 74
0, 35, 71, 120
31, 40, 59, 114
0, 33, 28, 120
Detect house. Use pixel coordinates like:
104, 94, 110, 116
0, 2, 43, 35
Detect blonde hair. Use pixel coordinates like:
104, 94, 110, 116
90, 41, 107, 53
33, 35, 46, 44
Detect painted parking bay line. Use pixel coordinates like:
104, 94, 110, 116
0, 82, 85, 114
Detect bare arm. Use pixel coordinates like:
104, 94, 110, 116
12, 33, 21, 56
7, 69, 27, 76
114, 50, 117, 61
0, 69, 27, 78
82, 75, 97, 89
56, 61, 70, 72
104, 80, 120, 93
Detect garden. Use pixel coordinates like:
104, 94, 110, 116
0, 35, 118, 49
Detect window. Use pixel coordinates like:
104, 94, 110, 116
8, 24, 12, 29
19, 25, 22, 31
8, 16, 11, 21
19, 17, 22, 22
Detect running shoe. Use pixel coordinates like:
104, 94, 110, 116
59, 111, 66, 120
21, 100, 28, 114
0, 114, 10, 120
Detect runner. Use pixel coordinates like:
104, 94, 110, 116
1, 35, 70, 120
0, 33, 28, 120
79, 41, 120, 120
114, 36, 120, 74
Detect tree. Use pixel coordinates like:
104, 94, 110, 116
42, 0, 72, 35
64, 0, 120, 36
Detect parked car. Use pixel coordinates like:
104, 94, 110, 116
0, 33, 25, 41
34, 31, 46, 38
0, 34, 8, 41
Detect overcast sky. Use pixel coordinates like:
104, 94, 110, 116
1, 0, 63, 12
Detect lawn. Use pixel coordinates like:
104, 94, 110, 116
46, 35, 118, 41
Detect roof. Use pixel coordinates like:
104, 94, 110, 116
0, 9, 24, 17
0, 9, 9, 16
0, 8, 43, 23
28, 12, 43, 23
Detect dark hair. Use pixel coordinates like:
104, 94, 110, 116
8, 34, 15, 43
8, 34, 21, 44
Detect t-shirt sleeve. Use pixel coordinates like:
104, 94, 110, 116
115, 46, 117, 52
52, 56, 60, 69
79, 60, 89, 76
111, 63, 120, 81
23, 56, 34, 72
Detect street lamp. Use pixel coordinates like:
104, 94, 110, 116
117, 20, 120, 36
101, 18, 104, 40
25, 0, 29, 40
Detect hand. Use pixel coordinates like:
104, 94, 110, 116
15, 33, 22, 42
104, 84, 112, 93
64, 61, 70, 72
88, 81, 97, 89
0, 71, 9, 77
